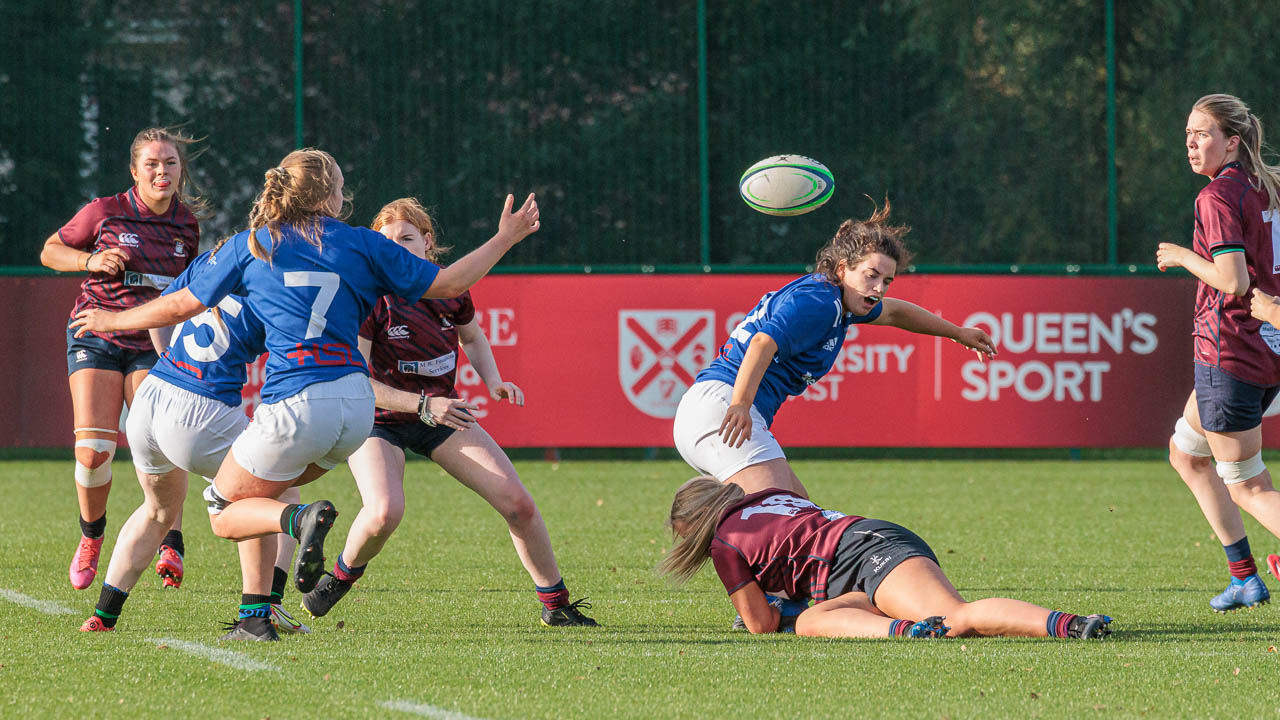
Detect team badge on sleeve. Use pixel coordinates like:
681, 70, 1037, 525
618, 310, 714, 418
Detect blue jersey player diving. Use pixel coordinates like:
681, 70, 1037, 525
72, 148, 540, 640
673, 200, 997, 500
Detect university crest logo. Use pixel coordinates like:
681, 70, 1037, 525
618, 310, 714, 418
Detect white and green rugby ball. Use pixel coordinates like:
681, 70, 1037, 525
738, 155, 835, 216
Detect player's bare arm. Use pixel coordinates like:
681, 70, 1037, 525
458, 319, 523, 406
721, 332, 777, 448
1157, 242, 1249, 296
69, 287, 206, 338
873, 298, 996, 360
358, 336, 478, 430
1251, 288, 1280, 325
423, 193, 540, 299
40, 233, 130, 274
728, 581, 781, 634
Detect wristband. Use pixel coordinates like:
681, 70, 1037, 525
418, 392, 437, 427
81, 253, 90, 271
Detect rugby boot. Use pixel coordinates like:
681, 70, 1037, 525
1067, 614, 1113, 639
69, 535, 103, 590
300, 573, 352, 619
1210, 574, 1270, 612
271, 604, 311, 634
541, 598, 599, 627
1267, 553, 1280, 583
79, 615, 113, 632
219, 616, 280, 642
908, 616, 951, 638
292, 501, 337, 593
155, 546, 184, 589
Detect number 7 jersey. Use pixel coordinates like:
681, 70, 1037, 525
186, 218, 440, 403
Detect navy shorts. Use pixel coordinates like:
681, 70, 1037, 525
369, 421, 457, 459
66, 322, 159, 376
1195, 364, 1280, 433
825, 519, 939, 604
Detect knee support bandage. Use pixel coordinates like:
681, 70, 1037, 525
1172, 417, 1212, 458
74, 438, 116, 488
1217, 453, 1267, 485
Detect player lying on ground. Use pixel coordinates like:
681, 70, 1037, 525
78, 243, 309, 636
300, 198, 595, 627
659, 476, 1111, 639
1157, 92, 1280, 612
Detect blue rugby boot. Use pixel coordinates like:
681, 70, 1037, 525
1209, 574, 1270, 612
908, 615, 951, 638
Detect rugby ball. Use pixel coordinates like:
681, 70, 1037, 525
739, 155, 835, 216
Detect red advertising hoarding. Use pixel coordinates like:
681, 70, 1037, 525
8, 272, 1277, 449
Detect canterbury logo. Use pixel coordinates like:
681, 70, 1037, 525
118, 233, 140, 247
386, 325, 410, 339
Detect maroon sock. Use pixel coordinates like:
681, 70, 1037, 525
535, 579, 569, 610
1047, 611, 1078, 638
889, 619, 912, 637
1229, 556, 1258, 580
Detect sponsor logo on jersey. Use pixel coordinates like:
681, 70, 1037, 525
386, 325, 410, 340
1262, 322, 1280, 355
822, 336, 839, 352
123, 272, 174, 290
118, 233, 141, 247
174, 239, 187, 257
618, 310, 714, 418
397, 352, 457, 377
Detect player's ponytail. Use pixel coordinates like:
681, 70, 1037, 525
814, 197, 913, 285
246, 149, 351, 263
657, 476, 745, 584
1194, 94, 1280, 213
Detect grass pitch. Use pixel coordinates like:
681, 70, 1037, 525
3, 457, 1280, 719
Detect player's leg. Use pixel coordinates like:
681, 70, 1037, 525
67, 367, 125, 590
673, 380, 807, 497
122, 366, 187, 586
220, 534, 280, 642
301, 434, 406, 619
1196, 367, 1274, 610
80, 466, 187, 631
431, 424, 596, 626
872, 557, 1110, 639
1170, 392, 1246, 544
793, 592, 894, 638
269, 485, 309, 633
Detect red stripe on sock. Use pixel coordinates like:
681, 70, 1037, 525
1229, 556, 1258, 580
537, 588, 569, 610
1054, 613, 1077, 638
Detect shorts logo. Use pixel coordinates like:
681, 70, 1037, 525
618, 310, 714, 418
868, 553, 892, 573
386, 325, 410, 340
118, 233, 140, 247
76, 350, 88, 362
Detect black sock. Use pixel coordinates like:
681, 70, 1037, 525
160, 530, 185, 557
239, 593, 273, 620
94, 583, 129, 628
271, 567, 288, 604
280, 504, 303, 538
80, 513, 106, 540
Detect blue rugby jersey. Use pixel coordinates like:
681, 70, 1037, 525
185, 218, 440, 404
147, 250, 266, 407
696, 273, 882, 426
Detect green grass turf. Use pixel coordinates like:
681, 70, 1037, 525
3, 458, 1280, 718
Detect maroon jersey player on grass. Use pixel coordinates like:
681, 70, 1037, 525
298, 198, 596, 627
659, 476, 1111, 640
39, 128, 203, 592
1158, 94, 1280, 612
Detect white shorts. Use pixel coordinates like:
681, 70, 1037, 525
126, 375, 248, 478
231, 372, 374, 483
672, 380, 785, 482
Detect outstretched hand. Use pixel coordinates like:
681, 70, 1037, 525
497, 193, 540, 244
69, 308, 120, 338
490, 381, 525, 406
1155, 242, 1192, 272
954, 326, 997, 362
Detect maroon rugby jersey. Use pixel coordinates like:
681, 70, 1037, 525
58, 186, 199, 352
710, 490, 863, 603
360, 291, 476, 424
1191, 162, 1280, 386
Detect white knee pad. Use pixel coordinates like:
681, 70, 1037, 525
74, 438, 116, 488
1172, 417, 1212, 458
202, 481, 231, 516
1217, 453, 1267, 485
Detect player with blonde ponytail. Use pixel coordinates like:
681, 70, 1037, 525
1158, 94, 1280, 612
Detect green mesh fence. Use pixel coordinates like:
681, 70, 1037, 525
4, 1, 1280, 271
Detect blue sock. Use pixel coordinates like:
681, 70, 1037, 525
1224, 537, 1253, 563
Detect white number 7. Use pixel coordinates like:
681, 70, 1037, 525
284, 271, 340, 339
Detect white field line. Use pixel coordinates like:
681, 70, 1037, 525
146, 637, 279, 672
0, 588, 75, 615
379, 700, 492, 720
